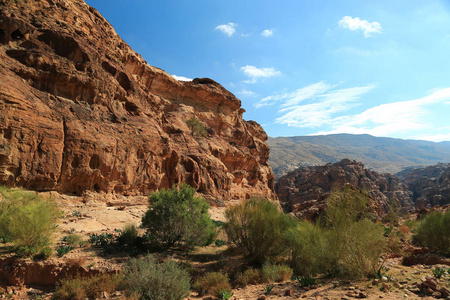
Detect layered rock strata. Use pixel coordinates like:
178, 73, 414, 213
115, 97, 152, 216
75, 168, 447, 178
0, 0, 276, 202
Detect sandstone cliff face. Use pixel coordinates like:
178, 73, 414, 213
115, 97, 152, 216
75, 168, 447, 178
276, 159, 413, 219
397, 163, 450, 208
0, 0, 276, 202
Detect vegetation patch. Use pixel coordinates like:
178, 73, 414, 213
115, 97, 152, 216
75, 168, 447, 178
52, 273, 122, 300
413, 210, 450, 255
193, 272, 231, 298
122, 255, 190, 300
142, 184, 216, 250
0, 186, 61, 258
224, 198, 298, 263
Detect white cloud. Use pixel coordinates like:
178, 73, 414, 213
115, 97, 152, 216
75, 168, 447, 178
255, 82, 333, 109
241, 65, 281, 83
172, 75, 192, 81
261, 29, 273, 37
215, 23, 237, 37
275, 84, 376, 127
238, 89, 256, 97
339, 16, 382, 37
313, 88, 450, 138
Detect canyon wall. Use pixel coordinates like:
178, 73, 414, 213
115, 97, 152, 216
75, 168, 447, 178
0, 0, 276, 203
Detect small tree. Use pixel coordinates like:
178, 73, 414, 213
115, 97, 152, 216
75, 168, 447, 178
0, 186, 61, 257
224, 198, 298, 263
142, 184, 216, 249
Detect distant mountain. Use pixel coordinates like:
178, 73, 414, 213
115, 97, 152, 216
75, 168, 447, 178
268, 134, 450, 179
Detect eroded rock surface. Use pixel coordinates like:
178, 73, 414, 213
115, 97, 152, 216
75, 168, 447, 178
397, 163, 450, 208
276, 159, 413, 219
0, 0, 276, 202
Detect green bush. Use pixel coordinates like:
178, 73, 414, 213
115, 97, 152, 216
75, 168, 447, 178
0, 187, 61, 257
56, 245, 73, 257
142, 184, 216, 249
285, 220, 331, 277
287, 186, 385, 279
235, 268, 262, 287
224, 198, 298, 263
117, 224, 140, 247
192, 272, 231, 298
122, 255, 190, 300
52, 273, 122, 300
413, 210, 450, 255
186, 117, 207, 137
294, 275, 318, 287
64, 234, 84, 248
261, 261, 293, 283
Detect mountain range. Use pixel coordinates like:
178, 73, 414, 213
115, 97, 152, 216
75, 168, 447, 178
268, 134, 450, 179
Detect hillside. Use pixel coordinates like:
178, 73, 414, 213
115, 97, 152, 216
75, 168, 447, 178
0, 0, 276, 202
268, 134, 450, 179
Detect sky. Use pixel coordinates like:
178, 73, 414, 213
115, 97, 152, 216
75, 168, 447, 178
85, 0, 450, 142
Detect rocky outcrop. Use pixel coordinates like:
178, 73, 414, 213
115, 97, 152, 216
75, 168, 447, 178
396, 163, 450, 208
0, 0, 276, 202
276, 159, 413, 219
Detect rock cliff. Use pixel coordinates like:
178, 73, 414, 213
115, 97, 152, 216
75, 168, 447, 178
0, 0, 276, 202
397, 163, 450, 208
276, 159, 413, 219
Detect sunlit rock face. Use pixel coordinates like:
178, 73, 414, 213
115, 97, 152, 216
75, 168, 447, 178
276, 159, 413, 220
0, 0, 276, 203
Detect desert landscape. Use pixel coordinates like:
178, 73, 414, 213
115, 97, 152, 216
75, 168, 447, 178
0, 0, 449, 299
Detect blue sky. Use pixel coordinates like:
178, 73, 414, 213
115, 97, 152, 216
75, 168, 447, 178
86, 0, 450, 142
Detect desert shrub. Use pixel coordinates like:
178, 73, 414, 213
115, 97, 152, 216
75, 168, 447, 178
287, 186, 385, 279
328, 218, 385, 278
413, 210, 450, 255
286, 220, 331, 276
261, 261, 293, 283
235, 268, 262, 287
52, 273, 122, 300
117, 224, 140, 247
63, 234, 84, 248
142, 184, 216, 249
224, 198, 298, 263
56, 245, 73, 257
294, 275, 318, 287
192, 272, 231, 298
324, 186, 377, 226
122, 255, 190, 300
186, 117, 207, 137
0, 186, 61, 257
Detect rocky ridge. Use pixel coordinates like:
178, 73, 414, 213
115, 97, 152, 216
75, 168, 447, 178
0, 0, 276, 202
276, 159, 413, 219
397, 163, 450, 208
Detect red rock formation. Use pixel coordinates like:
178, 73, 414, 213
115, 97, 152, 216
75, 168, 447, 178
397, 163, 450, 208
0, 0, 276, 203
276, 159, 413, 219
